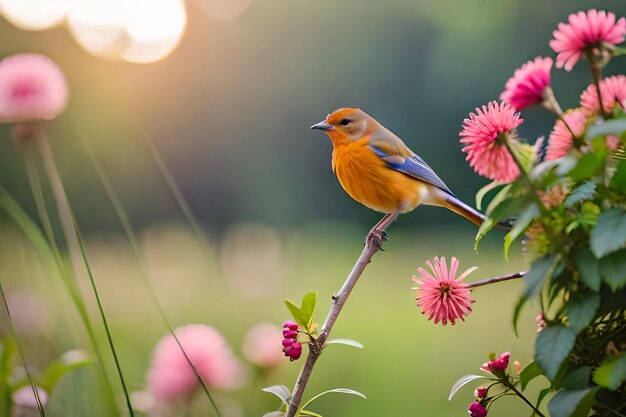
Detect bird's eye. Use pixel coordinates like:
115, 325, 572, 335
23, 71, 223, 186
340, 119, 351, 126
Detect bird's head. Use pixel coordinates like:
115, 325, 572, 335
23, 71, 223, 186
310, 108, 377, 145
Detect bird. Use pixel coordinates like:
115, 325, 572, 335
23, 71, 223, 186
310, 107, 502, 236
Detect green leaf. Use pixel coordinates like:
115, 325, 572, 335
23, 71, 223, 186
565, 181, 596, 208
520, 361, 543, 391
587, 118, 626, 138
561, 367, 592, 390
573, 248, 601, 291
475, 180, 502, 211
325, 339, 363, 349
536, 387, 551, 408
40, 350, 93, 392
564, 294, 600, 334
512, 295, 528, 337
503, 204, 540, 260
547, 388, 598, 417
474, 217, 496, 252
284, 293, 318, 330
567, 153, 604, 181
262, 385, 292, 406
448, 375, 490, 401
524, 255, 558, 298
485, 184, 513, 215
300, 388, 366, 411
284, 299, 308, 330
593, 354, 626, 390
300, 292, 317, 328
590, 208, 626, 257
535, 325, 577, 381
609, 161, 626, 194
599, 249, 626, 291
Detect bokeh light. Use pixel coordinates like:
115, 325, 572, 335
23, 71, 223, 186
194, 0, 252, 21
67, 0, 186, 63
0, 0, 68, 31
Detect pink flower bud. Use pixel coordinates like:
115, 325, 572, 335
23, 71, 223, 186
282, 341, 302, 361
282, 339, 293, 347
282, 329, 298, 339
468, 401, 487, 417
283, 321, 298, 331
513, 360, 522, 374
481, 352, 510, 373
474, 388, 487, 399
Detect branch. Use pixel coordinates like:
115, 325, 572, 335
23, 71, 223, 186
285, 213, 398, 417
467, 271, 526, 288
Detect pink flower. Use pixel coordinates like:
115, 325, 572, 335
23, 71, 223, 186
550, 9, 626, 71
460, 101, 523, 182
468, 401, 487, 417
412, 256, 477, 326
12, 386, 48, 409
474, 388, 488, 399
147, 324, 247, 403
580, 75, 626, 116
242, 322, 284, 368
481, 352, 510, 373
514, 360, 522, 374
546, 109, 587, 160
501, 57, 553, 111
0, 54, 68, 123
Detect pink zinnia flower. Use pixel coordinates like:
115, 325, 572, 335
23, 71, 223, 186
580, 74, 626, 116
460, 101, 523, 182
546, 109, 587, 160
242, 322, 284, 368
412, 256, 477, 326
550, 9, 626, 71
0, 54, 68, 123
501, 57, 553, 111
147, 324, 247, 403
468, 401, 488, 417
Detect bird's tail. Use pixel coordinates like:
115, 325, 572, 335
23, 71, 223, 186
442, 194, 511, 231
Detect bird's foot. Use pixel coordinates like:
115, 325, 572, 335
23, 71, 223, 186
365, 229, 389, 250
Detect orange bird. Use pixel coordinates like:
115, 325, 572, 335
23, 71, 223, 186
311, 107, 493, 234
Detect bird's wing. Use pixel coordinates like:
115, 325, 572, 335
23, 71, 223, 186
369, 144, 455, 196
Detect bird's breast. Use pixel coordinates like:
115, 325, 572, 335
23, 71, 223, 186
331, 141, 430, 214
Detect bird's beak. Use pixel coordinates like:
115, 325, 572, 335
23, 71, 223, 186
310, 121, 334, 131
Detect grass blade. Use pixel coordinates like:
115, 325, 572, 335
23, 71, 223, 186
0, 281, 45, 416
78, 131, 222, 416
37, 135, 134, 416
138, 127, 208, 244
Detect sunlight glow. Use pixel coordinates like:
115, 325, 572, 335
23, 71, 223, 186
195, 0, 252, 21
67, 0, 187, 63
0, 0, 187, 63
0, 0, 68, 30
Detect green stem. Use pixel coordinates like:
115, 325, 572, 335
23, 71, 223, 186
586, 50, 608, 118
504, 142, 549, 216
78, 132, 221, 416
504, 380, 546, 417
0, 282, 45, 416
37, 135, 133, 416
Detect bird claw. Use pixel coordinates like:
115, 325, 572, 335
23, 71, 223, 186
365, 229, 389, 250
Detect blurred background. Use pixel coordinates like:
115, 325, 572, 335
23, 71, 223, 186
0, 0, 625, 416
